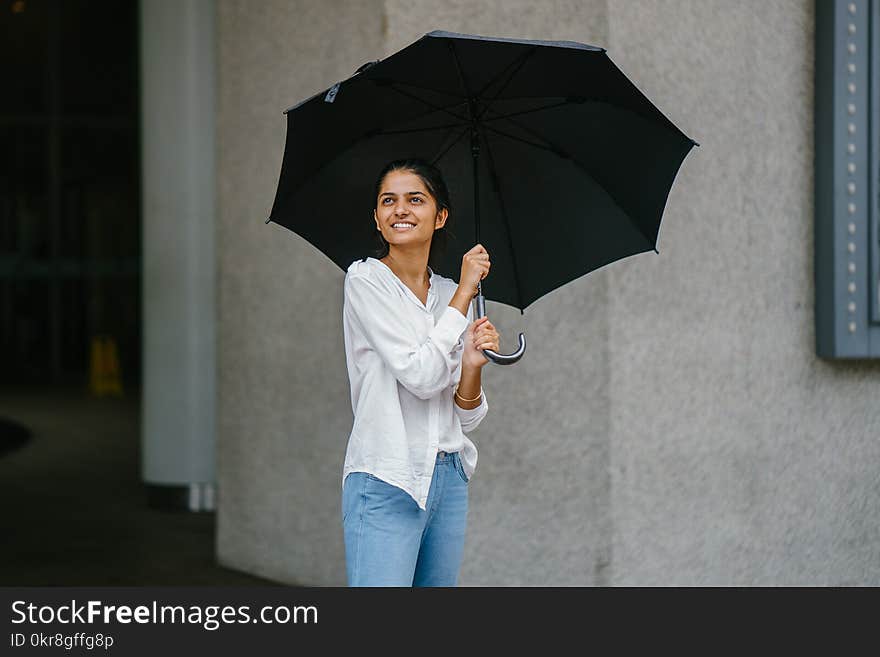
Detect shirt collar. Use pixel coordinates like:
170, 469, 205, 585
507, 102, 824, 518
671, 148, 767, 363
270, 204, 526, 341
368, 257, 436, 310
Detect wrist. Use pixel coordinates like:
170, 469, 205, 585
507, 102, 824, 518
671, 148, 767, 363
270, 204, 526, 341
456, 360, 483, 408
449, 288, 472, 318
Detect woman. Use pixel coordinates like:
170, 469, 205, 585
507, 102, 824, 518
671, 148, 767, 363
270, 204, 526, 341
340, 158, 500, 587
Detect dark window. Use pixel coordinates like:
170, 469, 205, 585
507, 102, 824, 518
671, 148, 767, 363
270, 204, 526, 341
0, 0, 140, 384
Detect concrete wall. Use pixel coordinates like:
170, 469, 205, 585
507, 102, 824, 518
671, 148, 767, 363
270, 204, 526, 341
607, 0, 880, 585
216, 0, 880, 585
214, 0, 384, 584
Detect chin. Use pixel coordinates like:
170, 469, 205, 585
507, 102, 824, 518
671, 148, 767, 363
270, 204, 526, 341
388, 234, 426, 243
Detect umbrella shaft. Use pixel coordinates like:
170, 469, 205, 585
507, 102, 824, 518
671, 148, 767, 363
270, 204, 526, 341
470, 127, 485, 315
471, 128, 481, 247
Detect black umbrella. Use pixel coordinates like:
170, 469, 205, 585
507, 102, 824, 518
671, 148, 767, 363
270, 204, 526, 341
267, 30, 698, 365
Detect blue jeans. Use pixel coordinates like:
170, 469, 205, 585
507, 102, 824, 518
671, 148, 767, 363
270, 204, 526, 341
342, 451, 469, 587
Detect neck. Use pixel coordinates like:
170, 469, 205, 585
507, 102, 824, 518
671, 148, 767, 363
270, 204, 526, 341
383, 247, 431, 286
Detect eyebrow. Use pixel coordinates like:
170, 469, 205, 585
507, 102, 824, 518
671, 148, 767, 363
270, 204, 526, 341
379, 191, 426, 197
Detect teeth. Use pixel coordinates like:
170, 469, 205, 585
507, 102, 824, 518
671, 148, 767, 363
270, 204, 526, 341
393, 223, 415, 228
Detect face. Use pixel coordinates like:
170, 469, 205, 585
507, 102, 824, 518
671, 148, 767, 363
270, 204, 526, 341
374, 169, 447, 247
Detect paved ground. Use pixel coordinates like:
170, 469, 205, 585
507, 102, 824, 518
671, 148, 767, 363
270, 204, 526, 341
0, 384, 280, 586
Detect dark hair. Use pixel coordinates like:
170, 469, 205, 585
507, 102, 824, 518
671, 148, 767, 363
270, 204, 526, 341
371, 158, 453, 272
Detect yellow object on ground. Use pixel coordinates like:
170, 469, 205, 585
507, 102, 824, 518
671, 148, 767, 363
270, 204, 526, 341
89, 336, 123, 397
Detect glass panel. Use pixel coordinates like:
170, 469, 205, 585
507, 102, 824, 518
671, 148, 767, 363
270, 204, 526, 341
0, 0, 49, 114
61, 121, 138, 259
0, 124, 48, 259
60, 0, 138, 116
60, 277, 86, 375
8, 279, 50, 383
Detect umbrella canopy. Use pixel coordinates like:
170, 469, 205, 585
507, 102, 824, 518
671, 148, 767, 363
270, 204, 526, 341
268, 29, 697, 313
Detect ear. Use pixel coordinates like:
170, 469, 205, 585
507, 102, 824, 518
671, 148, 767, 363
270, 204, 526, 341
435, 207, 448, 230
373, 208, 380, 230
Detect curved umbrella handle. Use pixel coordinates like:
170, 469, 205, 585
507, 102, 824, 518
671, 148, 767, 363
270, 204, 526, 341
475, 293, 526, 365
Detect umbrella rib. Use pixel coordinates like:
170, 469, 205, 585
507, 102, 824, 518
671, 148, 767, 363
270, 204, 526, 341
374, 97, 469, 132
475, 47, 538, 121
375, 122, 471, 136
430, 126, 470, 165
387, 83, 470, 122
478, 93, 587, 102
473, 46, 534, 99
482, 120, 657, 250
381, 79, 467, 101
478, 124, 526, 315
480, 99, 571, 122
481, 122, 558, 154
448, 40, 476, 104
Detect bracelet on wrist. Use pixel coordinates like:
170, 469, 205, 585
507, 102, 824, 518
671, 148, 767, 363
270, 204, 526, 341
454, 386, 482, 403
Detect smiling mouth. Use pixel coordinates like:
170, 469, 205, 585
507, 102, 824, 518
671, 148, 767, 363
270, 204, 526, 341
391, 223, 417, 230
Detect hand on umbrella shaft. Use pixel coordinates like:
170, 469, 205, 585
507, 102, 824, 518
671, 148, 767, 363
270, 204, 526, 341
459, 244, 491, 296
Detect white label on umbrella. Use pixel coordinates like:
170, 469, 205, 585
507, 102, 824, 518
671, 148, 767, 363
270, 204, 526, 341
324, 83, 341, 103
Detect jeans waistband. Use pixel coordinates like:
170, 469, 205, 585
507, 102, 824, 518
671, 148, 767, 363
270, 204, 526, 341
436, 450, 458, 462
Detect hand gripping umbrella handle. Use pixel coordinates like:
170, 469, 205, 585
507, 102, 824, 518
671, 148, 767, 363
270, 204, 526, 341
474, 292, 526, 365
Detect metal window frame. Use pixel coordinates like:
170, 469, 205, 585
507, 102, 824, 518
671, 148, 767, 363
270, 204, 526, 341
871, 0, 880, 327
815, 0, 880, 357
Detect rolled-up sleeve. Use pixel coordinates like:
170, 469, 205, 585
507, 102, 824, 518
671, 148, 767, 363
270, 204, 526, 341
454, 387, 489, 433
345, 273, 469, 400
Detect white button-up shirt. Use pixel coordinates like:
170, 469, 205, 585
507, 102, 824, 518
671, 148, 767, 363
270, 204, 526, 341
341, 256, 489, 511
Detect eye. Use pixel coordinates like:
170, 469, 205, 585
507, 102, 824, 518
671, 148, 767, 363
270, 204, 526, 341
411, 196, 423, 203
381, 197, 393, 204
